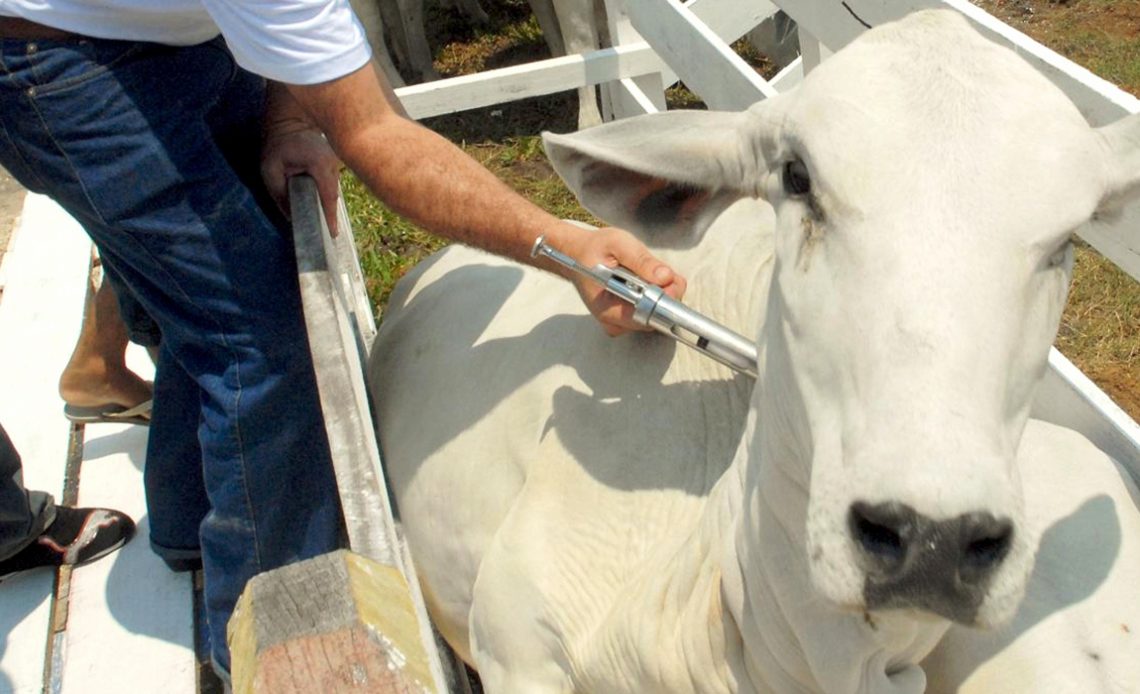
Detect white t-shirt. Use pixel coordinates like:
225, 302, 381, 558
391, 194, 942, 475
0, 0, 372, 85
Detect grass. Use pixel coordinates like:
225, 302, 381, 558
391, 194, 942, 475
347, 0, 1140, 420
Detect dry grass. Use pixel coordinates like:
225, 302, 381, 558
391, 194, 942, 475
348, 0, 1139, 419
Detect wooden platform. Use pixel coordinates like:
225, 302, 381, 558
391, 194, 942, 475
0, 194, 201, 693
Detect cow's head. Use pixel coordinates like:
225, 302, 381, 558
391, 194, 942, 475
543, 10, 1140, 628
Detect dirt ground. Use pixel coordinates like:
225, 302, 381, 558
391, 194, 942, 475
0, 167, 28, 298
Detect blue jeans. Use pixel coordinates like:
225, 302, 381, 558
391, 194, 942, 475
0, 36, 345, 671
0, 422, 55, 561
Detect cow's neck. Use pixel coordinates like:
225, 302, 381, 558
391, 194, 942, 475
574, 418, 753, 694
718, 332, 951, 694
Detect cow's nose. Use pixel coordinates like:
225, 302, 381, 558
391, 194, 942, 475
849, 501, 1014, 621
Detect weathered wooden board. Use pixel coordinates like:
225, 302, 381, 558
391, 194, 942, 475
1034, 349, 1140, 483
58, 412, 196, 694
625, 0, 777, 110
396, 44, 667, 120
395, 0, 781, 122
289, 176, 457, 692
0, 194, 197, 693
0, 194, 90, 693
229, 550, 435, 694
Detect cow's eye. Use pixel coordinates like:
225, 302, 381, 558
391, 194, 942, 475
783, 159, 811, 196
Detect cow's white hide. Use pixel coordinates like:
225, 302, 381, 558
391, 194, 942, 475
922, 419, 1140, 693
369, 9, 1140, 693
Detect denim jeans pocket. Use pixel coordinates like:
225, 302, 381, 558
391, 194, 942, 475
26, 39, 146, 97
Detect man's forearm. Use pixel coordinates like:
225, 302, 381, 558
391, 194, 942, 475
287, 62, 582, 267
286, 60, 685, 334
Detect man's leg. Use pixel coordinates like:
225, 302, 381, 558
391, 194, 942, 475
0, 37, 344, 670
0, 422, 135, 578
0, 423, 55, 561
58, 261, 154, 424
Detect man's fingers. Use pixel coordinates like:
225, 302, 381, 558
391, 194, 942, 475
600, 227, 686, 300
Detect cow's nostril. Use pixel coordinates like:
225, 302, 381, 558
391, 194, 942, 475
855, 517, 904, 559
959, 514, 1013, 579
849, 502, 912, 571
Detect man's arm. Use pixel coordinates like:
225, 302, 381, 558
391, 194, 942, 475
282, 61, 687, 335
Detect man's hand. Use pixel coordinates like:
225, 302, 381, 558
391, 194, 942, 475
261, 127, 343, 235
550, 225, 687, 336
261, 81, 343, 235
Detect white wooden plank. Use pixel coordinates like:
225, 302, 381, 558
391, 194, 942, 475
0, 211, 19, 294
798, 28, 829, 75
333, 198, 377, 349
607, 0, 782, 99
1080, 207, 1140, 285
393, 0, 779, 122
395, 44, 667, 120
59, 413, 196, 694
684, 0, 778, 48
771, 0, 1140, 282
602, 0, 666, 120
614, 78, 664, 116
771, 56, 804, 92
625, 0, 777, 110
1034, 349, 1140, 484
0, 194, 90, 694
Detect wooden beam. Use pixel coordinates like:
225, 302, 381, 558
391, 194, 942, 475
684, 0, 779, 48
1035, 348, 1140, 481
396, 0, 781, 122
229, 550, 437, 694
288, 176, 457, 691
395, 44, 667, 120
625, 0, 777, 110
290, 178, 400, 569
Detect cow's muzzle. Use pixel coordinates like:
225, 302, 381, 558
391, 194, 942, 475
848, 500, 1014, 623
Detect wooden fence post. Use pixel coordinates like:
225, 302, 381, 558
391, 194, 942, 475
227, 177, 465, 693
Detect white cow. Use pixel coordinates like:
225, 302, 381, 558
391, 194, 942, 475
369, 9, 1140, 693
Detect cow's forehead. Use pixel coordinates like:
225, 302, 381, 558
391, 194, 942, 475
770, 12, 1105, 237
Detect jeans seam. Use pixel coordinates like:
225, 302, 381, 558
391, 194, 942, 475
25, 42, 143, 98
24, 96, 109, 227
125, 238, 257, 561
232, 361, 262, 573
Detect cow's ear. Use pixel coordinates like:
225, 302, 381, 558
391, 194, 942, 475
542, 104, 780, 247
1098, 112, 1140, 215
